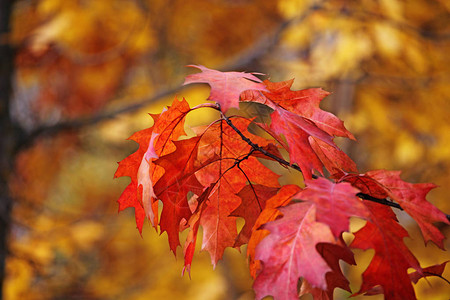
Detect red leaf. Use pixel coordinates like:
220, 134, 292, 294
115, 124, 155, 233
197, 179, 242, 266
299, 243, 355, 299
270, 108, 335, 179
318, 243, 355, 296
253, 203, 335, 300
241, 79, 354, 139
115, 67, 448, 300
182, 202, 202, 277
153, 137, 205, 253
298, 281, 330, 300
409, 261, 448, 284
351, 202, 422, 300
183, 65, 267, 113
364, 170, 448, 248
114, 98, 193, 232
309, 137, 358, 176
242, 79, 356, 179
182, 185, 215, 276
296, 178, 368, 238
116, 181, 145, 233
343, 170, 449, 249
340, 172, 389, 199
247, 184, 301, 278
193, 117, 280, 266
230, 184, 279, 247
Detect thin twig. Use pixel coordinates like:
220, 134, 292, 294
356, 193, 402, 210
218, 109, 304, 172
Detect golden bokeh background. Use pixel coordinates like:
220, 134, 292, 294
4, 0, 450, 299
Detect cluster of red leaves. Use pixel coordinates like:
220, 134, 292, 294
115, 65, 449, 299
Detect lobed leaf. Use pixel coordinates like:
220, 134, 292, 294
253, 203, 335, 300
183, 65, 267, 113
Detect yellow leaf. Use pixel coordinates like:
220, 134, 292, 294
71, 221, 104, 250
373, 23, 401, 57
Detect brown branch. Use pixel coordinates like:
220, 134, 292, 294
220, 110, 303, 173
1, 0, 17, 297
18, 85, 183, 151
20, 3, 323, 151
356, 192, 402, 210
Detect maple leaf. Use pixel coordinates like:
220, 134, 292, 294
253, 203, 335, 300
183, 65, 267, 113
343, 170, 449, 249
351, 202, 422, 300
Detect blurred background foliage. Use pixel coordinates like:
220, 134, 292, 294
3, 0, 450, 299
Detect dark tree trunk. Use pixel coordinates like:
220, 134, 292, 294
0, 0, 17, 298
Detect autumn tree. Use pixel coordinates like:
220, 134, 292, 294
3, 1, 450, 299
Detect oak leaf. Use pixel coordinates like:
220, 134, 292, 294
253, 203, 335, 300
363, 170, 448, 248
230, 184, 279, 247
140, 98, 192, 225
114, 98, 193, 232
247, 184, 301, 278
270, 108, 336, 179
114, 67, 449, 300
242, 79, 355, 179
351, 202, 422, 300
183, 65, 267, 113
193, 117, 280, 266
342, 170, 449, 248
296, 178, 368, 237
299, 243, 355, 299
115, 126, 154, 233
242, 79, 354, 139
409, 261, 448, 284
153, 137, 205, 253
182, 185, 215, 276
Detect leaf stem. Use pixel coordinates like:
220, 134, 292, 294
356, 193, 403, 210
